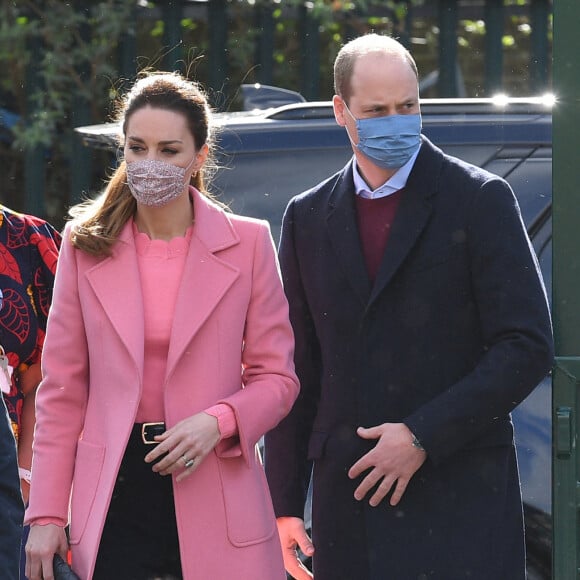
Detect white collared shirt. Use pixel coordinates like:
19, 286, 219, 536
353, 146, 420, 199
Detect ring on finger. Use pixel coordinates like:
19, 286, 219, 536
184, 457, 195, 469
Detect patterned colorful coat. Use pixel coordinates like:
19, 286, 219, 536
0, 205, 61, 439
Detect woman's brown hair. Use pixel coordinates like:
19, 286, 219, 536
70, 71, 217, 256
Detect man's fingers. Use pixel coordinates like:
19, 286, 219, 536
276, 517, 314, 579
389, 476, 410, 506
281, 528, 314, 579
369, 476, 399, 507
353, 468, 382, 501
282, 549, 314, 580
294, 528, 314, 558
356, 425, 381, 440
348, 452, 373, 480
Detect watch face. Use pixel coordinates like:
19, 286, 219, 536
412, 435, 425, 452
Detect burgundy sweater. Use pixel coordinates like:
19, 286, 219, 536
355, 189, 403, 283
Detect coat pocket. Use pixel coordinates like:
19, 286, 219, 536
217, 453, 276, 547
68, 439, 106, 545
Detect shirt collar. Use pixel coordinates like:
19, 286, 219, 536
353, 146, 420, 199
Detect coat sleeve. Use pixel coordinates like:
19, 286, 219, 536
215, 220, 299, 466
264, 199, 321, 519
0, 395, 24, 580
26, 217, 62, 363
404, 176, 554, 464
25, 223, 90, 523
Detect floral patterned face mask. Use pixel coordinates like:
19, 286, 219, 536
126, 157, 195, 207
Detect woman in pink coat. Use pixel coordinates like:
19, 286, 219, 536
24, 72, 299, 580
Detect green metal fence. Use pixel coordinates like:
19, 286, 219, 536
552, 0, 580, 577
17, 0, 553, 216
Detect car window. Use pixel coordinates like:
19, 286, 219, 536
512, 214, 552, 518
212, 148, 352, 242
536, 219, 552, 308
436, 144, 503, 168
503, 156, 552, 227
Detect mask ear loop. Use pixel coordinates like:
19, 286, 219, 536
340, 99, 360, 148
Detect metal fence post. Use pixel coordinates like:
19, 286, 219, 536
402, 0, 414, 50
530, 0, 550, 94
255, 2, 274, 85
119, 5, 138, 82
69, 0, 93, 207
207, 0, 228, 103
552, 0, 580, 577
23, 32, 45, 217
299, 3, 320, 100
484, 0, 504, 95
162, 0, 184, 72
437, 0, 458, 97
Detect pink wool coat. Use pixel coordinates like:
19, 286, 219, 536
26, 189, 299, 579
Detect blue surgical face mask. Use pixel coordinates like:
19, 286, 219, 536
343, 102, 422, 170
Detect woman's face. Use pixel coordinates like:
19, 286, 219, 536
123, 106, 198, 171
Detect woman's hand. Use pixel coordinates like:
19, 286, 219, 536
25, 523, 68, 580
19, 363, 42, 396
144, 412, 221, 482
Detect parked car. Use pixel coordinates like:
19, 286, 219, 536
77, 89, 554, 579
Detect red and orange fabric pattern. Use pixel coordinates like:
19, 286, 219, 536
0, 205, 61, 438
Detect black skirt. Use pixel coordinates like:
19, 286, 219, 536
93, 424, 182, 580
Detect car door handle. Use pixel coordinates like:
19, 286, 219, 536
555, 406, 573, 458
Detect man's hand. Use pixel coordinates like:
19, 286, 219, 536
275, 516, 314, 579
348, 422, 427, 507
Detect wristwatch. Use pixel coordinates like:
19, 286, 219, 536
411, 433, 425, 452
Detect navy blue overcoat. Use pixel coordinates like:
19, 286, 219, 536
265, 137, 554, 580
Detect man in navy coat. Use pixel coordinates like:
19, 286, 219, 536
264, 33, 553, 580
0, 392, 24, 579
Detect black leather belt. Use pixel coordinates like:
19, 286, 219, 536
140, 422, 166, 445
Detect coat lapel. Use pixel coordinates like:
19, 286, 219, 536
85, 191, 241, 386
85, 221, 145, 376
326, 162, 372, 306
367, 138, 442, 307
165, 191, 240, 381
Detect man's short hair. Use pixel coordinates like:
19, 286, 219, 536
334, 33, 419, 104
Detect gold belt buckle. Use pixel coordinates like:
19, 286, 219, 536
141, 422, 165, 445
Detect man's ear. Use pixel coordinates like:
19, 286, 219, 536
333, 95, 347, 127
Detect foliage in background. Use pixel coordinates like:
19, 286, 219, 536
0, 0, 135, 149
0, 0, 136, 217
0, 0, 552, 222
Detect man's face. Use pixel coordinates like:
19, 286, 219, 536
333, 52, 420, 146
